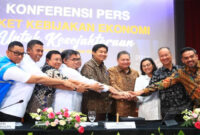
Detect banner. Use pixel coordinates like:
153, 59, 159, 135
0, 0, 175, 71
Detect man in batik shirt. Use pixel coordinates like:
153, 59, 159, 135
108, 51, 139, 117
149, 47, 192, 117
81, 44, 113, 121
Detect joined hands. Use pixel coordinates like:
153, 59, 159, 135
109, 90, 144, 101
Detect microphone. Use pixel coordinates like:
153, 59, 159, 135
0, 100, 24, 110
161, 108, 178, 126
18, 100, 24, 103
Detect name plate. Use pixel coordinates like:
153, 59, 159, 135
80, 122, 98, 127
0, 122, 16, 129
35, 121, 45, 126
104, 122, 136, 129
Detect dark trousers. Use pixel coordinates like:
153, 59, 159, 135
0, 112, 22, 122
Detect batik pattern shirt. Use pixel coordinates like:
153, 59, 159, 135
81, 58, 112, 114
144, 62, 200, 108
26, 64, 67, 113
149, 65, 192, 114
108, 66, 139, 117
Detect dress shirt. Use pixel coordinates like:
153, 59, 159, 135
53, 64, 109, 112
2, 57, 31, 82
0, 55, 46, 118
0, 56, 31, 106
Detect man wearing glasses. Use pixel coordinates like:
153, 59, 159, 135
54, 49, 105, 112
0, 41, 26, 106
0, 41, 77, 122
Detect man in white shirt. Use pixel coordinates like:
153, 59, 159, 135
0, 40, 77, 122
53, 49, 123, 113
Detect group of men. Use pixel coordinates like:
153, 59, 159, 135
0, 40, 200, 122
0, 40, 124, 122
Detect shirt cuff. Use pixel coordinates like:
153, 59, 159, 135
137, 96, 143, 103
102, 85, 109, 92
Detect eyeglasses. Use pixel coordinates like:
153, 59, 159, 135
9, 50, 26, 56
142, 63, 152, 68
69, 58, 81, 61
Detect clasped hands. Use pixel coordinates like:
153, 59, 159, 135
109, 90, 143, 101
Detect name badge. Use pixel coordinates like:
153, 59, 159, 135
0, 122, 16, 129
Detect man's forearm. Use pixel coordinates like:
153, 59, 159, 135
27, 75, 66, 86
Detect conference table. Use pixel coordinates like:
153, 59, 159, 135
1, 121, 200, 135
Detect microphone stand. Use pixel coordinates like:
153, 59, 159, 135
0, 100, 24, 110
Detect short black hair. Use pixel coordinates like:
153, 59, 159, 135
61, 49, 80, 61
92, 44, 108, 52
27, 40, 43, 50
46, 50, 61, 60
140, 58, 157, 75
158, 47, 171, 54
8, 41, 23, 50
180, 47, 197, 56
117, 51, 130, 59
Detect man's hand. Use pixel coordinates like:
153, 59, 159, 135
111, 94, 125, 100
128, 90, 144, 96
111, 91, 133, 100
89, 83, 104, 93
76, 83, 89, 93
63, 80, 77, 89
109, 86, 122, 95
67, 79, 89, 93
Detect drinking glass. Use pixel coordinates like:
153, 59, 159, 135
88, 111, 96, 126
